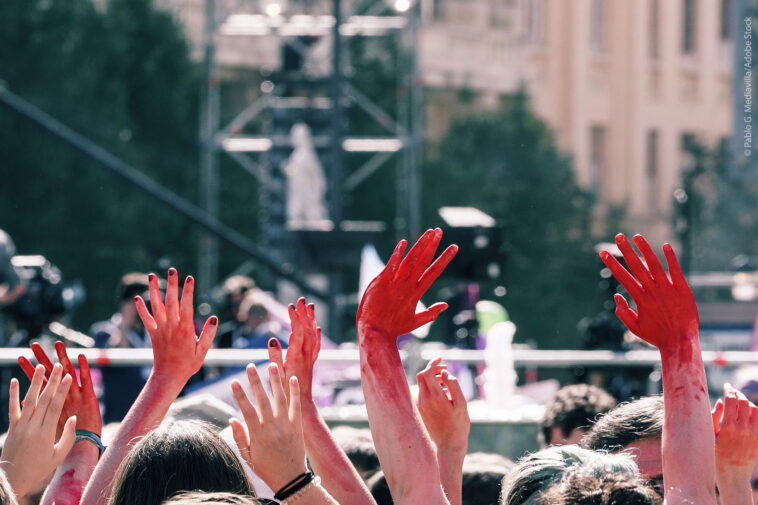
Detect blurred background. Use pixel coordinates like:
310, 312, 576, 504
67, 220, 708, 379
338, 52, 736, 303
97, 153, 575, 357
2, 0, 758, 432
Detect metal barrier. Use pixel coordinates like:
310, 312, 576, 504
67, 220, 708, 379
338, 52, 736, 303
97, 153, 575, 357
2, 347, 756, 367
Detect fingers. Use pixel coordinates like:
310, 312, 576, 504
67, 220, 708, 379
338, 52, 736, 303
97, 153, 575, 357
165, 268, 179, 324
54, 341, 79, 388
288, 303, 303, 354
8, 379, 20, 426
21, 365, 46, 421
396, 229, 438, 280
78, 354, 94, 392
179, 276, 195, 328
134, 295, 158, 335
723, 384, 740, 426
147, 273, 165, 327
663, 243, 688, 289
197, 316, 219, 356
632, 235, 669, 284
313, 326, 322, 363
31, 342, 55, 376
712, 399, 724, 434
288, 377, 302, 428
614, 234, 654, 287
269, 364, 288, 417
231, 380, 261, 435
385, 239, 408, 276
268, 338, 285, 384
53, 416, 77, 465
229, 417, 252, 460
614, 294, 641, 335
417, 244, 458, 295
408, 229, 443, 281
17, 356, 36, 383
247, 365, 273, 421
36, 364, 64, 425
599, 250, 643, 300
42, 374, 72, 434
412, 302, 449, 329
441, 370, 466, 406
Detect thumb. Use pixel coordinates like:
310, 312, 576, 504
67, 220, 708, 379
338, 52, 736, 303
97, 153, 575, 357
54, 416, 77, 464
712, 399, 724, 435
412, 302, 448, 330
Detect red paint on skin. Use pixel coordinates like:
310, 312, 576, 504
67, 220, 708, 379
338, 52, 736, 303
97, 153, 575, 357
55, 469, 85, 505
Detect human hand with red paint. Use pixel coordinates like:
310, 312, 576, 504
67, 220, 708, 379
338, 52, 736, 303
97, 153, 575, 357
356, 228, 457, 343
229, 364, 307, 492
134, 268, 218, 388
18, 341, 101, 437
417, 357, 470, 455
1, 364, 76, 499
599, 234, 698, 351
268, 298, 321, 401
710, 383, 758, 505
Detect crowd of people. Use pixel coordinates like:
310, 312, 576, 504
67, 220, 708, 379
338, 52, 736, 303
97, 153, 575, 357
0, 230, 757, 505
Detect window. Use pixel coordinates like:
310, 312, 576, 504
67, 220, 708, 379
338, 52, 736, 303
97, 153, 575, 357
526, 0, 544, 41
721, 0, 733, 40
682, 0, 697, 55
649, 0, 660, 59
591, 0, 607, 51
590, 126, 607, 194
646, 131, 659, 212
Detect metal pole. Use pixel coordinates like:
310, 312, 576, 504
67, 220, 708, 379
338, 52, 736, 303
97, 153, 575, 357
200, 0, 220, 297
328, 0, 344, 341
408, 0, 423, 237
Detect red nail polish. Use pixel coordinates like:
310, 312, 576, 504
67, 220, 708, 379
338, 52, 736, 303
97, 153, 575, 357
148, 273, 155, 281
168, 269, 176, 277
269, 338, 279, 348
134, 296, 140, 302
210, 316, 218, 325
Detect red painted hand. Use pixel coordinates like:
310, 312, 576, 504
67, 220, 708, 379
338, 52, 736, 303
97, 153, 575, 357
134, 268, 218, 387
712, 384, 758, 474
18, 341, 102, 437
599, 234, 698, 351
416, 357, 470, 455
268, 297, 321, 401
356, 228, 458, 342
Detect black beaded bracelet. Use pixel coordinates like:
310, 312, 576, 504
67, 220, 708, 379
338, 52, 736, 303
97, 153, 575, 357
274, 471, 315, 501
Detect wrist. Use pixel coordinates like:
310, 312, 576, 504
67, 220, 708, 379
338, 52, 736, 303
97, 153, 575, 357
148, 369, 187, 394
437, 443, 467, 460
264, 464, 310, 493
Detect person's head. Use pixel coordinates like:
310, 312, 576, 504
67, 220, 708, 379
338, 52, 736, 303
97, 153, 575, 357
220, 275, 255, 322
580, 396, 664, 484
0, 467, 18, 505
116, 272, 149, 326
238, 291, 269, 330
161, 492, 262, 505
367, 471, 393, 505
500, 445, 642, 505
538, 464, 661, 505
108, 421, 256, 505
462, 453, 514, 505
331, 426, 380, 481
541, 384, 617, 446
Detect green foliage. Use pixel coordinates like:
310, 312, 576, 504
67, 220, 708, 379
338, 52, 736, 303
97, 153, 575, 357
0, 0, 202, 327
424, 90, 599, 349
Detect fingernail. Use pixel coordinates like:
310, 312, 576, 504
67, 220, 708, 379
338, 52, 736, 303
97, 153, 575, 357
270, 364, 279, 375
168, 268, 176, 277
134, 296, 140, 303
209, 316, 218, 326
186, 276, 194, 284
148, 273, 156, 282
269, 339, 279, 348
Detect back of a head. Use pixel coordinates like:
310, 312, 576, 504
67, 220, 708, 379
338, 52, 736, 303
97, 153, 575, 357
108, 421, 255, 505
500, 445, 641, 505
541, 384, 617, 445
538, 466, 661, 505
161, 492, 262, 505
331, 425, 380, 480
580, 396, 664, 452
462, 453, 515, 505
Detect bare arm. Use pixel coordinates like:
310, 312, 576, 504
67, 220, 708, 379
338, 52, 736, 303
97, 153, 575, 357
417, 358, 470, 505
80, 269, 217, 505
601, 234, 716, 505
356, 229, 457, 505
268, 298, 376, 505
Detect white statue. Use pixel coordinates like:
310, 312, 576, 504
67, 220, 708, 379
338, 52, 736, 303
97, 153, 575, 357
281, 123, 329, 225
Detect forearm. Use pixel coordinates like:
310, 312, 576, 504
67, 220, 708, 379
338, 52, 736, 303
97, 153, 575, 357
358, 330, 448, 505
436, 447, 465, 505
716, 472, 753, 505
660, 338, 716, 504
301, 401, 376, 505
80, 373, 183, 505
41, 442, 99, 505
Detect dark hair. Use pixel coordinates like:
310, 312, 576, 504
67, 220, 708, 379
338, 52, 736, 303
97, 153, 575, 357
462, 453, 514, 505
108, 421, 256, 505
331, 426, 380, 480
538, 465, 662, 505
541, 384, 617, 445
367, 471, 393, 505
161, 492, 262, 505
580, 396, 664, 453
117, 272, 149, 302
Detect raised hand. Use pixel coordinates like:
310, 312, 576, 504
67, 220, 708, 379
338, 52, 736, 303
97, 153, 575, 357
417, 357, 470, 454
134, 268, 218, 386
599, 234, 698, 350
356, 228, 457, 342
1, 364, 75, 499
229, 364, 306, 492
18, 341, 101, 438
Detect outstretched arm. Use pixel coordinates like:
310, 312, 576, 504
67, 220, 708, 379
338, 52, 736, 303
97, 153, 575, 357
268, 298, 376, 505
711, 384, 758, 505
417, 357, 470, 505
356, 228, 457, 505
600, 234, 715, 504
19, 342, 103, 505
80, 269, 217, 505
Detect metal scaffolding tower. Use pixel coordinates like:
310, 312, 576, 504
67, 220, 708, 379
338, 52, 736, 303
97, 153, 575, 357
198, 0, 423, 339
